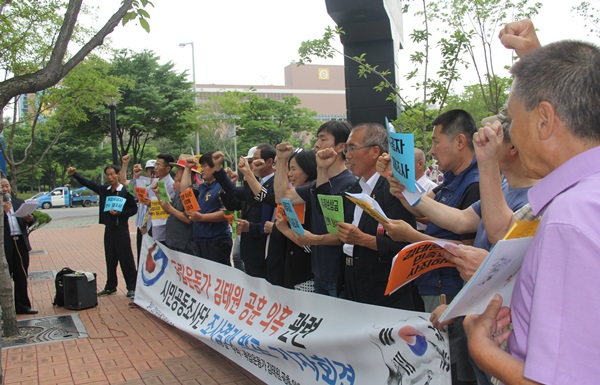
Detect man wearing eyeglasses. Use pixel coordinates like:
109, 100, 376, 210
318, 123, 420, 310
144, 154, 175, 245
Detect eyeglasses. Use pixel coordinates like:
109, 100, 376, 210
154, 162, 167, 168
342, 145, 373, 156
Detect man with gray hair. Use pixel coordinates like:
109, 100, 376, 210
317, 123, 420, 310
465, 20, 600, 384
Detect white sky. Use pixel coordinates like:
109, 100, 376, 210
95, 1, 597, 94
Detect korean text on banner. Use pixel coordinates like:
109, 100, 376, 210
135, 235, 452, 385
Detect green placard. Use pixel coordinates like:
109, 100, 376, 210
157, 180, 171, 203
317, 194, 344, 235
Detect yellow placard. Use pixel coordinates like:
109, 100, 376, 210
503, 220, 540, 240
150, 199, 169, 220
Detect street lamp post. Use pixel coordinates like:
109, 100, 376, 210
179, 42, 200, 155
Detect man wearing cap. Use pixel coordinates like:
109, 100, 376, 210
144, 153, 175, 243
156, 154, 198, 256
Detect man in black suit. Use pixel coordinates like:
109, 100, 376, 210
315, 123, 421, 310
213, 144, 276, 279
68, 165, 138, 297
2, 178, 38, 314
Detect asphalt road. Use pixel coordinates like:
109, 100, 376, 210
38, 205, 100, 229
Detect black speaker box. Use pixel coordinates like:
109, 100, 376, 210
63, 273, 98, 310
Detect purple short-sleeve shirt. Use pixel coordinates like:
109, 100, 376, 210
508, 146, 600, 384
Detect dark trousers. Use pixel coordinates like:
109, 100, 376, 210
104, 226, 137, 291
136, 227, 143, 266
4, 235, 32, 312
196, 237, 233, 267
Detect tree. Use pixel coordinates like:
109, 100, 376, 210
430, 0, 541, 114
573, 1, 600, 38
237, 94, 319, 148
2, 55, 124, 193
196, 91, 320, 165
83, 49, 197, 164
443, 78, 511, 124
0, 0, 153, 340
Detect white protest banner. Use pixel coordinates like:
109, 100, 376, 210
135, 235, 451, 385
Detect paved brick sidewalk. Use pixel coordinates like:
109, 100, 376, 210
1, 220, 264, 385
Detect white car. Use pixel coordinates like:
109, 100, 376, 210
26, 192, 48, 202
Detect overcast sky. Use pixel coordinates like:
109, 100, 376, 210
97, 1, 596, 93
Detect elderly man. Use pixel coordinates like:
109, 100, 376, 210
333, 123, 418, 309
465, 20, 600, 384
2, 178, 37, 314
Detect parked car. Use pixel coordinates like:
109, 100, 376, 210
37, 186, 99, 209
26, 192, 49, 202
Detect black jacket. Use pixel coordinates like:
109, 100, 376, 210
4, 197, 36, 251
72, 173, 137, 229
318, 175, 421, 310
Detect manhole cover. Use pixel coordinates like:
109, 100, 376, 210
30, 250, 48, 255
28, 270, 56, 280
3, 314, 88, 348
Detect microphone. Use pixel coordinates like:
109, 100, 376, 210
3, 193, 11, 203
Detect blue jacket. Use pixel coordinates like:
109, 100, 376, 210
192, 180, 230, 241
416, 158, 480, 296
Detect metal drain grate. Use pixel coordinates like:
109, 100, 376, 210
28, 270, 56, 280
3, 314, 88, 348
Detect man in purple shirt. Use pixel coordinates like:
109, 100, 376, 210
465, 19, 600, 384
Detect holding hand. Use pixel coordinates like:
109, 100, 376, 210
212, 152, 226, 169
264, 220, 274, 234
225, 167, 239, 183
464, 294, 513, 350
132, 164, 143, 178
337, 222, 365, 245
498, 19, 541, 57
376, 153, 392, 178
473, 122, 504, 165
430, 304, 453, 332
276, 142, 294, 162
67, 167, 76, 176
382, 219, 414, 242
238, 157, 252, 176
442, 244, 489, 282
316, 148, 338, 170
236, 219, 250, 233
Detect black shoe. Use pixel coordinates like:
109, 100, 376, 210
126, 290, 135, 298
17, 308, 38, 315
98, 289, 117, 297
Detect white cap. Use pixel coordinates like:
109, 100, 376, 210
244, 146, 258, 159
145, 159, 156, 169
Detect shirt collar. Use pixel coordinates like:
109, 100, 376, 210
260, 172, 275, 185
359, 172, 380, 196
529, 146, 600, 215
441, 157, 478, 191
106, 183, 124, 192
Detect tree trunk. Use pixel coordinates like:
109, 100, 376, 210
0, 199, 18, 338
